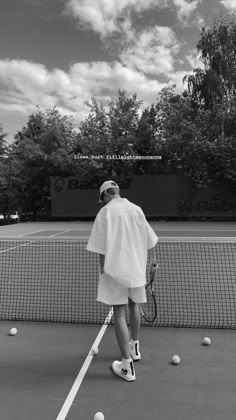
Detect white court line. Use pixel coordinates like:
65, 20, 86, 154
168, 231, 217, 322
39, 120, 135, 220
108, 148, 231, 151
56, 308, 113, 420
0, 242, 31, 253
157, 229, 236, 232
160, 237, 236, 242
19, 229, 46, 237
48, 230, 71, 237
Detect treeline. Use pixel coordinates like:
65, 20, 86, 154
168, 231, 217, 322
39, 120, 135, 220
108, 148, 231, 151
1, 12, 236, 217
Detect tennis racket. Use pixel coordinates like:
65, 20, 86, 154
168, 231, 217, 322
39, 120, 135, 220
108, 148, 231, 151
140, 262, 158, 323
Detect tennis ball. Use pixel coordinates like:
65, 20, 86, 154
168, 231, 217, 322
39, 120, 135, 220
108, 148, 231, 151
172, 355, 180, 365
203, 337, 211, 346
10, 328, 17, 336
91, 346, 99, 355
94, 412, 104, 420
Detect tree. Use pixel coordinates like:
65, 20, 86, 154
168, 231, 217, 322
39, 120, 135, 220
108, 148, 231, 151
135, 104, 158, 155
198, 13, 236, 107
183, 68, 223, 111
108, 90, 142, 153
184, 12, 236, 117
179, 11, 236, 185
133, 104, 163, 174
74, 98, 112, 178
108, 90, 143, 175
0, 124, 10, 213
0, 123, 8, 156
11, 107, 78, 216
152, 86, 224, 186
75, 90, 144, 177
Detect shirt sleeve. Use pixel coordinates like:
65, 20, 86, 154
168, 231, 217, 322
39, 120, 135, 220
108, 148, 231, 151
145, 220, 158, 249
86, 211, 106, 254
138, 207, 158, 250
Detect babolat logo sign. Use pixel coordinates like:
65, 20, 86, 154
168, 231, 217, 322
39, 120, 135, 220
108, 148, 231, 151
53, 177, 133, 191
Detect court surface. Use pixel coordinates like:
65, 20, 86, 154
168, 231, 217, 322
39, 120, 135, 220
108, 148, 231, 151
1, 220, 236, 239
0, 221, 236, 419
0, 321, 235, 420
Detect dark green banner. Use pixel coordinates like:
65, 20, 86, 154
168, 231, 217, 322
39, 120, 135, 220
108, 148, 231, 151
50, 175, 236, 218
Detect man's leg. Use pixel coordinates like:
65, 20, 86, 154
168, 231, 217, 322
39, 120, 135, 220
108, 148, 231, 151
128, 298, 141, 341
112, 304, 136, 381
113, 304, 130, 359
129, 298, 141, 361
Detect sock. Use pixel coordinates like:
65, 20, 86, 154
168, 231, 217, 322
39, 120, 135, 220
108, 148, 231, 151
131, 339, 139, 346
123, 357, 133, 364
131, 339, 139, 355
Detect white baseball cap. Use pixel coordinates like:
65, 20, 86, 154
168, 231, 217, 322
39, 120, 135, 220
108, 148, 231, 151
99, 180, 119, 202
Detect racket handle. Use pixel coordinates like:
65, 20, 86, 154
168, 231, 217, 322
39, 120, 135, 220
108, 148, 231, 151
151, 262, 158, 268
150, 262, 158, 277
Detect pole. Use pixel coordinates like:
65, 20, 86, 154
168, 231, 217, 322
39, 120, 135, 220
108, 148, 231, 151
8, 158, 11, 224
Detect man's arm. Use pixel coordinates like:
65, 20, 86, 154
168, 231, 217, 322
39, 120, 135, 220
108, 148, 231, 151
149, 246, 157, 264
99, 254, 105, 275
148, 246, 158, 274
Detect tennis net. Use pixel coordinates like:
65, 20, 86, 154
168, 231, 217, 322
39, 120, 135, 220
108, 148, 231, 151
0, 239, 236, 328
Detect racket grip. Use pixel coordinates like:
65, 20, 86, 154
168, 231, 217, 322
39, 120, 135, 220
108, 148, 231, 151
151, 262, 158, 268
150, 262, 158, 276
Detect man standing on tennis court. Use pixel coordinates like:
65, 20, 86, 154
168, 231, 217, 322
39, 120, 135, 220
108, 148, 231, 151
86, 180, 158, 382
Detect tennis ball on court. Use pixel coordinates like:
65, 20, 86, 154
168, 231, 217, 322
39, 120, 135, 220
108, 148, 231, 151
172, 355, 180, 365
10, 328, 17, 336
203, 337, 211, 346
91, 346, 99, 355
94, 412, 104, 420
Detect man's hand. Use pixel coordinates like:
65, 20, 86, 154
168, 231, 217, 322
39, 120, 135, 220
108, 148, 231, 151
99, 254, 105, 275
149, 246, 157, 275
150, 261, 158, 275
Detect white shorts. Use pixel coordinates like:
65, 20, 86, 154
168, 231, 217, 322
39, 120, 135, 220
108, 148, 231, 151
97, 273, 147, 305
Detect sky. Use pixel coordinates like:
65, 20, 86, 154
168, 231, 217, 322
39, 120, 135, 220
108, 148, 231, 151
0, 0, 236, 143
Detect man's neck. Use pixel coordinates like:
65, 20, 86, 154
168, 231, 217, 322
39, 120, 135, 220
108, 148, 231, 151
111, 194, 121, 200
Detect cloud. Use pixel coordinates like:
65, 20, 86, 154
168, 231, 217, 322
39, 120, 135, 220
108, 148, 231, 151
167, 70, 188, 90
0, 59, 171, 126
64, 0, 157, 37
185, 51, 203, 69
120, 26, 181, 76
172, 0, 201, 24
220, 0, 236, 9
63, 0, 202, 37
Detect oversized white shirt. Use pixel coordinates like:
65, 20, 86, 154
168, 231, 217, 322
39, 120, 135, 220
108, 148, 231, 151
86, 198, 158, 287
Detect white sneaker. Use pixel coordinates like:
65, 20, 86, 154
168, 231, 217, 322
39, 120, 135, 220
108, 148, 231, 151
130, 342, 141, 361
112, 360, 136, 382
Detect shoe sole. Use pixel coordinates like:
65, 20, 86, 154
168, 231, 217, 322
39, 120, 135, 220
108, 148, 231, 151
131, 351, 141, 361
